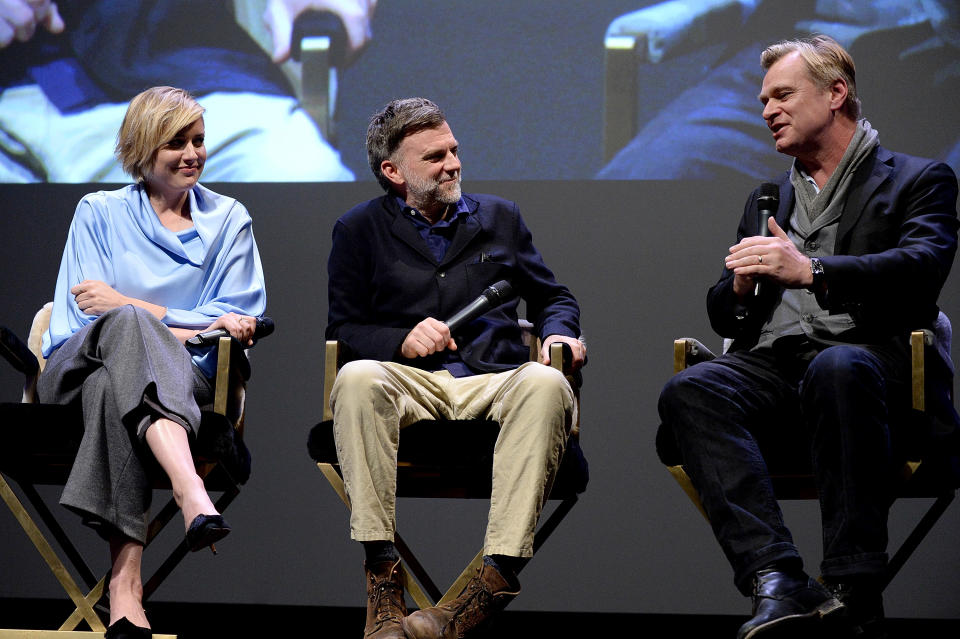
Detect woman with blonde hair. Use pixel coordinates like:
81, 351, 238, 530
39, 86, 267, 638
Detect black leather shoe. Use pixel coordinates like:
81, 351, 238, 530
737, 568, 845, 639
104, 617, 152, 638
186, 514, 231, 554
825, 578, 887, 639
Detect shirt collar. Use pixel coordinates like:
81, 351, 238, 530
794, 161, 821, 194
395, 195, 470, 225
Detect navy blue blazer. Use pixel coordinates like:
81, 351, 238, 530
707, 146, 960, 447
708, 146, 958, 352
326, 192, 581, 375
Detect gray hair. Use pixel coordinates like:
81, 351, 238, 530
761, 34, 861, 120
366, 98, 447, 191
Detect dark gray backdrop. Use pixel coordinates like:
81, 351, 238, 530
1, 178, 958, 619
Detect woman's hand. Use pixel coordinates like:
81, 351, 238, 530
71, 280, 131, 316
203, 313, 257, 346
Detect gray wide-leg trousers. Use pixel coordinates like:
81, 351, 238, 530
37, 306, 212, 542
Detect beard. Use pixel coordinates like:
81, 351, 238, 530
405, 170, 462, 210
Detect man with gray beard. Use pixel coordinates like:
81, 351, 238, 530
324, 97, 586, 639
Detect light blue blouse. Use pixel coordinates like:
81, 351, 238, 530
43, 183, 267, 378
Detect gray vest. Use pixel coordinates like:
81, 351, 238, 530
753, 194, 855, 351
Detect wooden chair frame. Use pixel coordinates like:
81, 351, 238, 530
665, 326, 957, 591
313, 336, 585, 611
1, 310, 253, 638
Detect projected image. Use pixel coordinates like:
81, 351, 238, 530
0, 0, 370, 182
599, 0, 960, 180
2, 0, 958, 183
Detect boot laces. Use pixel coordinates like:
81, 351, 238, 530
443, 572, 494, 635
371, 575, 403, 622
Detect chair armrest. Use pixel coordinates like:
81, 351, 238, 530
1, 325, 40, 403
323, 340, 341, 422
673, 337, 718, 374
210, 328, 269, 431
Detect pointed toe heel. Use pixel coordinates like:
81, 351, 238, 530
186, 514, 231, 554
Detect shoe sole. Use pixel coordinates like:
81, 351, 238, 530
743, 598, 846, 639
188, 525, 230, 553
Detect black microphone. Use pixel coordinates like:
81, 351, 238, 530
291, 10, 348, 66
444, 280, 514, 333
758, 182, 779, 238
186, 317, 275, 347
754, 183, 779, 296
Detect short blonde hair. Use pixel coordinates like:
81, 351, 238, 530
115, 86, 205, 182
761, 35, 860, 120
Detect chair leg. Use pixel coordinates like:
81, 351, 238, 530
0, 632, 179, 638
0, 473, 106, 633
315, 462, 440, 609
438, 551, 484, 606
532, 495, 578, 555
0, 633, 178, 638
314, 464, 583, 612
142, 482, 240, 600
394, 532, 443, 607
58, 579, 105, 632
436, 495, 580, 606
881, 490, 956, 591
17, 482, 98, 589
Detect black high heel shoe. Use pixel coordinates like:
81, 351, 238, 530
104, 617, 151, 638
186, 514, 231, 554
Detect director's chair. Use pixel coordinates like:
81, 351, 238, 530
308, 324, 588, 610
0, 304, 261, 637
658, 312, 958, 591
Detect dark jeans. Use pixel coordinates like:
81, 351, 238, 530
658, 341, 912, 594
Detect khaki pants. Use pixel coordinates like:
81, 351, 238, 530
331, 360, 575, 558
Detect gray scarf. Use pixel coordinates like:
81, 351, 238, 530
790, 119, 880, 226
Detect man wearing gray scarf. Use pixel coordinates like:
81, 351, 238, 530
659, 35, 958, 639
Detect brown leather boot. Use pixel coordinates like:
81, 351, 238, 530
401, 563, 519, 639
363, 558, 407, 638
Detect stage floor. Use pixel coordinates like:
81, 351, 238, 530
2, 599, 958, 638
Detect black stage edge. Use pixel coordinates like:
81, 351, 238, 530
2, 599, 959, 638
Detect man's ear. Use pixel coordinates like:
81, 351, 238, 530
829, 78, 848, 112
381, 159, 405, 188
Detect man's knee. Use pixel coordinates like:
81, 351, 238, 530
803, 346, 883, 396
512, 364, 573, 408
330, 360, 394, 408
658, 363, 718, 415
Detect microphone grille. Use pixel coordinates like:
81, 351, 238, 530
486, 280, 514, 303
759, 182, 779, 201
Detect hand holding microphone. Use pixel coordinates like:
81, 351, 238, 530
726, 183, 780, 298
186, 316, 275, 347
727, 183, 815, 291
754, 182, 779, 295
400, 280, 515, 359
